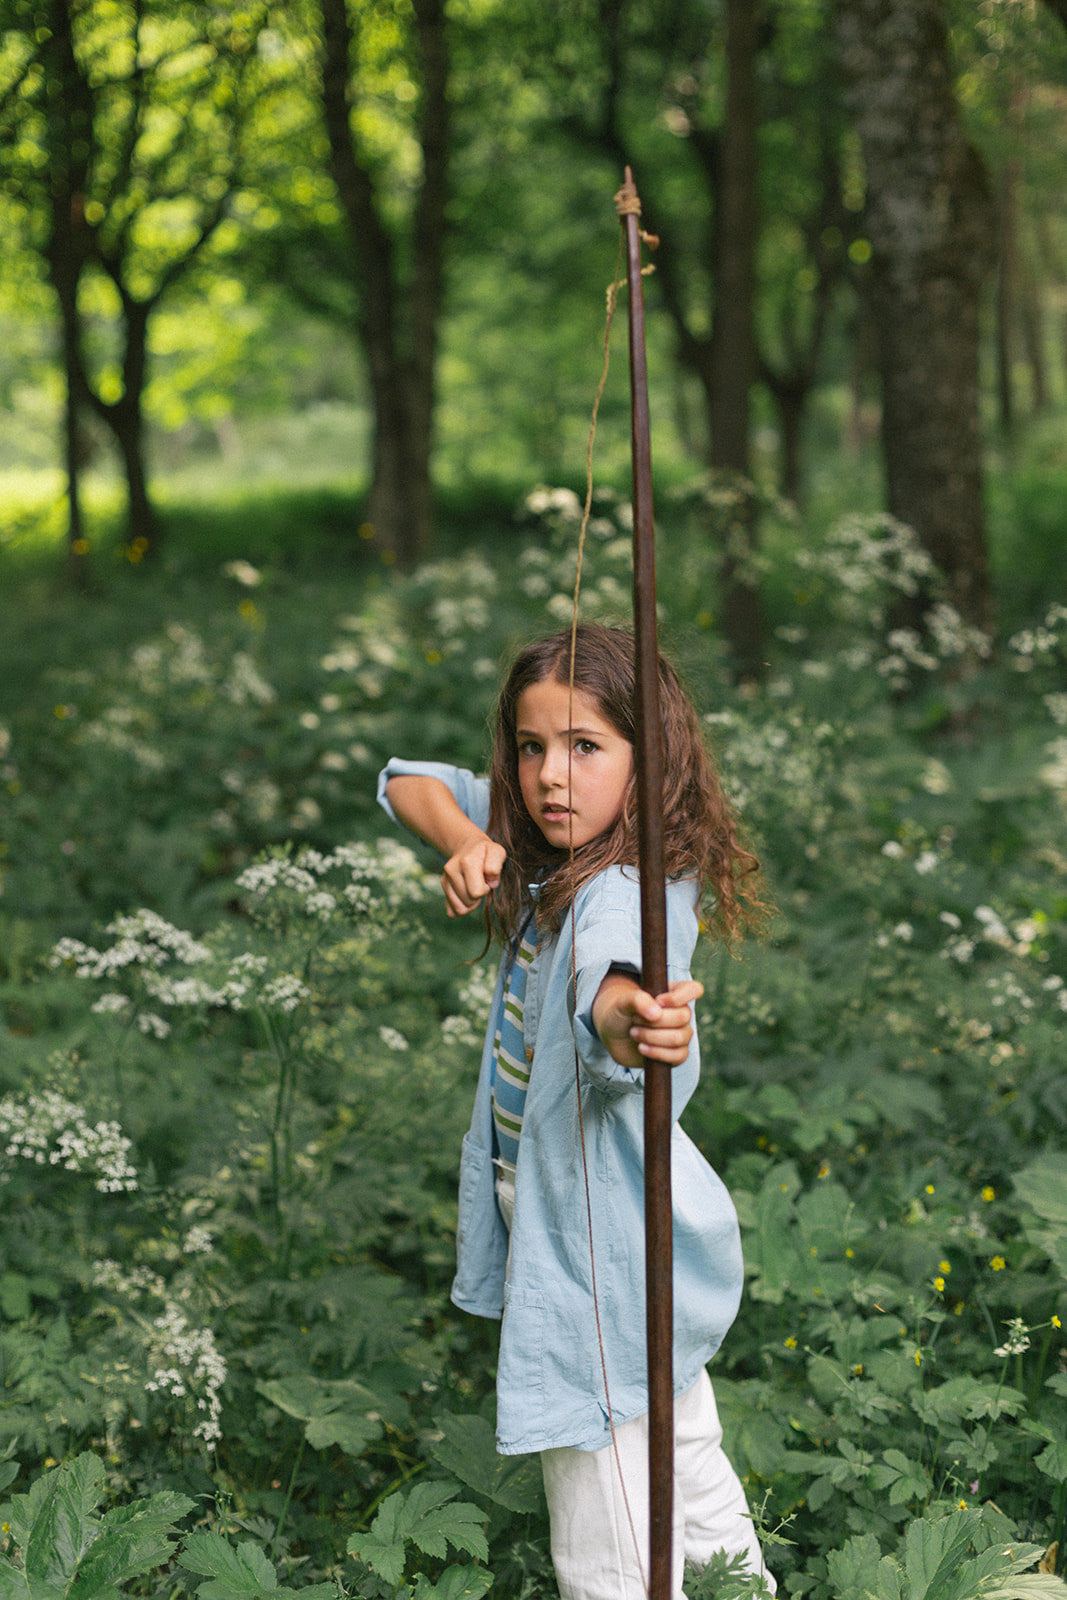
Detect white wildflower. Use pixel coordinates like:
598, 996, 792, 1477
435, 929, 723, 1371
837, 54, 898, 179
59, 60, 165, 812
881, 841, 905, 859
260, 974, 310, 1013
993, 1317, 1031, 1358
146, 1305, 226, 1447
92, 993, 131, 1015
379, 1026, 409, 1052
0, 1090, 137, 1192
222, 560, 262, 587
137, 1012, 171, 1040
182, 1225, 215, 1255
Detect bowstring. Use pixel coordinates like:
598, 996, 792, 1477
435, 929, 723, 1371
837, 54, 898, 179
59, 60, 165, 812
567, 227, 649, 1596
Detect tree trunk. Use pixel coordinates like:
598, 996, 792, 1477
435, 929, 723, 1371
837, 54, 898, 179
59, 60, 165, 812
319, 0, 448, 566
766, 379, 805, 507
39, 0, 92, 575
837, 0, 995, 636
84, 293, 159, 553
706, 0, 763, 678
1019, 265, 1048, 414
995, 156, 1018, 437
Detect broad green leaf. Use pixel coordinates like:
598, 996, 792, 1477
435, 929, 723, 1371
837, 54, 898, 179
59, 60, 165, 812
257, 1377, 383, 1457
411, 1566, 493, 1600
347, 1495, 407, 1589
826, 1532, 883, 1598
978, 1581, 1067, 1598
1034, 1438, 1067, 1483
392, 1484, 487, 1566
1014, 1155, 1067, 1226
17, 1456, 106, 1591
68, 1492, 195, 1600
899, 1507, 985, 1598
430, 1414, 542, 1512
347, 1484, 488, 1587
920, 1376, 1025, 1426
179, 1532, 279, 1600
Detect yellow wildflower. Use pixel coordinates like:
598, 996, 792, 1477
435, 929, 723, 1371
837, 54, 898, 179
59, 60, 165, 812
1052, 1315, 1062, 1330
925, 1184, 935, 1195
934, 1277, 945, 1293
981, 1186, 995, 1202
784, 1336, 797, 1350
990, 1256, 1006, 1271
939, 1260, 951, 1274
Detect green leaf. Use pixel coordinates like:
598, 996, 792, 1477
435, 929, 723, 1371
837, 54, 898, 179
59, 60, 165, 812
68, 1493, 196, 1600
826, 1532, 884, 1598
1034, 1438, 1067, 1484
257, 1377, 383, 1458
899, 1507, 985, 1599
347, 1496, 407, 1589
179, 1532, 279, 1600
14, 1456, 106, 1592
347, 1484, 488, 1587
410, 1566, 493, 1600
1014, 1154, 1067, 1226
430, 1415, 542, 1513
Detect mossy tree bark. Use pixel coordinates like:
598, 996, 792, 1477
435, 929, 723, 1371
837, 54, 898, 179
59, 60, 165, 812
837, 0, 996, 635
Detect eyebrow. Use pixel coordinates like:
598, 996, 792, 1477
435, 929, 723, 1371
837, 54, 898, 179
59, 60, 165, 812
515, 725, 603, 739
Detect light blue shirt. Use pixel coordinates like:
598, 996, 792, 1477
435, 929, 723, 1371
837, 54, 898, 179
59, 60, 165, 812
377, 758, 744, 1455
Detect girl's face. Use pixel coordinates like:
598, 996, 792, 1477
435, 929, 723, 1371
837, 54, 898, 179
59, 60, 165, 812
514, 678, 633, 849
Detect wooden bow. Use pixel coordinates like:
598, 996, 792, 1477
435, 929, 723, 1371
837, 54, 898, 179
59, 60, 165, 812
617, 165, 673, 1600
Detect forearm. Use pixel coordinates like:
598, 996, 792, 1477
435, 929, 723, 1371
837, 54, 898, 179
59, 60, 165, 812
592, 972, 703, 1070
385, 775, 488, 858
386, 775, 504, 917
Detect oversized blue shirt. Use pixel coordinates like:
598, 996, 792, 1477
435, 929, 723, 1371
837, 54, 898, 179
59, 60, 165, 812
378, 758, 744, 1455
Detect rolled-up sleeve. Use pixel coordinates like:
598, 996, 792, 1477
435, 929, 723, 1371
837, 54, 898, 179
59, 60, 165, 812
376, 758, 491, 837
570, 867, 700, 1095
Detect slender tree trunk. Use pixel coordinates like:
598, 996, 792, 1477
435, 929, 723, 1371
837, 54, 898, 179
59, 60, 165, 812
39, 0, 92, 578
837, 0, 995, 635
54, 259, 89, 583
707, 0, 763, 678
766, 381, 805, 507
996, 157, 1018, 437
319, 0, 448, 565
84, 293, 158, 552
1019, 267, 1048, 414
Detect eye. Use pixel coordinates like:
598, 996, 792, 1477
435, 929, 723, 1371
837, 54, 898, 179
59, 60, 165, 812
517, 738, 542, 757
575, 738, 599, 755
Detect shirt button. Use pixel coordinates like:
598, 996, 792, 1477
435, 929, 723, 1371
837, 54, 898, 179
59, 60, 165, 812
526, 1048, 533, 1062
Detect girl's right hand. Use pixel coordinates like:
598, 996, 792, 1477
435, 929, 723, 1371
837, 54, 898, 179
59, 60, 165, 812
441, 835, 507, 917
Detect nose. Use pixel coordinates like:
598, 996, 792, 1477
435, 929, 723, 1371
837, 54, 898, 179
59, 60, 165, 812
539, 743, 569, 790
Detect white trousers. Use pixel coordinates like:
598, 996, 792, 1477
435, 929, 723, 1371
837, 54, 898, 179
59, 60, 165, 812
540, 1369, 775, 1600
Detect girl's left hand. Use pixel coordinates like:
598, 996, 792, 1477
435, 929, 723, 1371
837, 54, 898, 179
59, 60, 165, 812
592, 976, 704, 1070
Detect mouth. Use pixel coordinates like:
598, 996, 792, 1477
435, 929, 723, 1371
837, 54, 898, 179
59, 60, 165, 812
541, 804, 571, 821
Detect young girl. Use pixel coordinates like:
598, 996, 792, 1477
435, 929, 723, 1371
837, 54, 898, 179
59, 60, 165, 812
377, 623, 774, 1600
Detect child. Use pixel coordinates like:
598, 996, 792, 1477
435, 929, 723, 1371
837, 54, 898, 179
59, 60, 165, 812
378, 622, 774, 1600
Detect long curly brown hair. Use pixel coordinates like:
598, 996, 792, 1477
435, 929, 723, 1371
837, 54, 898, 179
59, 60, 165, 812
484, 623, 765, 946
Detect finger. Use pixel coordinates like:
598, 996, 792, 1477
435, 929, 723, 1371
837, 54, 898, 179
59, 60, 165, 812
654, 980, 703, 1008
631, 1025, 692, 1053
627, 990, 665, 1024
442, 871, 479, 917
